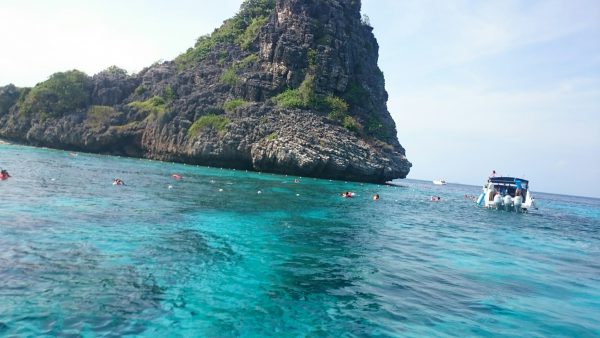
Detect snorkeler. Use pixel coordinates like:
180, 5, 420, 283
0, 169, 10, 180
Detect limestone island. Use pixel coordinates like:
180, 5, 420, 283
0, 0, 411, 183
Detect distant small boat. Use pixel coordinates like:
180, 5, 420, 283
433, 179, 447, 185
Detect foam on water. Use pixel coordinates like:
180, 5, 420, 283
1, 144, 599, 337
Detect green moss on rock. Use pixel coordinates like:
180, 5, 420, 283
188, 114, 230, 138
223, 99, 249, 112
127, 96, 166, 116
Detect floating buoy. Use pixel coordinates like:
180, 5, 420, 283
257, 190, 262, 194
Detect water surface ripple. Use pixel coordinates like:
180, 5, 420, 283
1, 144, 599, 337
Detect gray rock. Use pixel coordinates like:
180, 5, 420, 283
0, 0, 411, 183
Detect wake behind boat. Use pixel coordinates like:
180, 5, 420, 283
477, 176, 535, 212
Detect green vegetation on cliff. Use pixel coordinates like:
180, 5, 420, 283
266, 132, 277, 141
19, 70, 90, 118
188, 114, 230, 138
324, 96, 349, 119
238, 16, 269, 50
175, 0, 275, 67
220, 67, 239, 86
272, 75, 316, 109
86, 105, 118, 128
128, 96, 166, 116
0, 85, 21, 116
223, 99, 249, 112
273, 75, 358, 132
273, 90, 304, 109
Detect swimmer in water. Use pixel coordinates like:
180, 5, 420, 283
113, 178, 125, 186
373, 194, 380, 201
171, 174, 182, 180
0, 169, 10, 180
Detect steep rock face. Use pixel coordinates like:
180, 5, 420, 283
0, 0, 411, 183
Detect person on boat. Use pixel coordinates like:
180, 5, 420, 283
490, 170, 496, 178
113, 178, 125, 186
0, 169, 10, 180
373, 194, 380, 201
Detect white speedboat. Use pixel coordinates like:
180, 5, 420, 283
476, 176, 535, 212
433, 179, 447, 185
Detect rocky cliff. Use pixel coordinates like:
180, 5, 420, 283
0, 0, 411, 183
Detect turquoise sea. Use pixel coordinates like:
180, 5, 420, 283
1, 143, 599, 337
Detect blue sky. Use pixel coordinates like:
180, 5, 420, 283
362, 0, 600, 197
1, 0, 599, 197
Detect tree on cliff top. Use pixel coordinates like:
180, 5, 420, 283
19, 70, 90, 118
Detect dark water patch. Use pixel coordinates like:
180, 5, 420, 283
0, 242, 164, 336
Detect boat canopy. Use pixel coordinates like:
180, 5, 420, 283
489, 176, 529, 190
489, 177, 528, 185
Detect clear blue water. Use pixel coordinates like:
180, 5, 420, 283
1, 144, 599, 337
